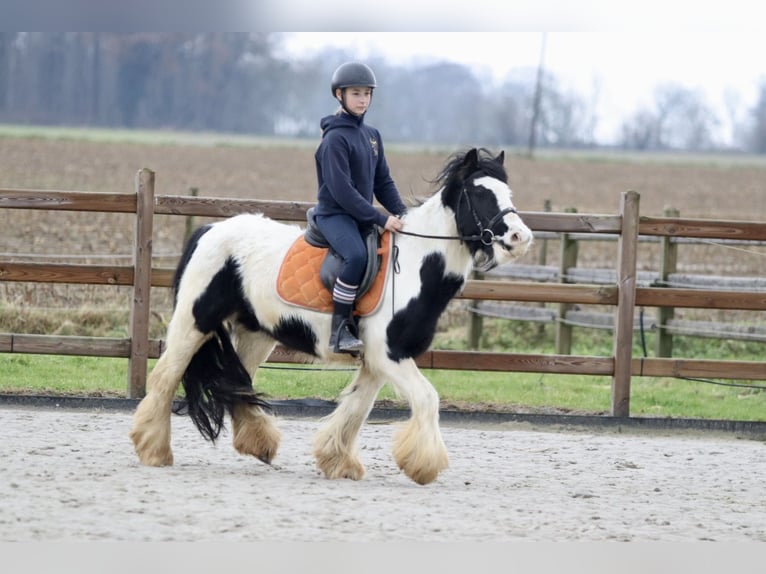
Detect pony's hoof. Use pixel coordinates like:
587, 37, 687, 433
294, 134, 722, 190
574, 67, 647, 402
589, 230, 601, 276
322, 459, 366, 481
314, 449, 366, 481
398, 461, 443, 485
392, 423, 449, 485
232, 410, 281, 465
140, 449, 174, 467
129, 429, 174, 467
132, 443, 174, 466
234, 433, 280, 465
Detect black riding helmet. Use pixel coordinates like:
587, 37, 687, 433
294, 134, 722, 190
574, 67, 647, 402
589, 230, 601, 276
331, 63, 377, 116
330, 62, 377, 96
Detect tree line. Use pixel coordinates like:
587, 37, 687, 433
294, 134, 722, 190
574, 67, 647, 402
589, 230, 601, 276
1, 32, 765, 153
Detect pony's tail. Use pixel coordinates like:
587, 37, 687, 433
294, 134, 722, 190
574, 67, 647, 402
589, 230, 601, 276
173, 324, 272, 442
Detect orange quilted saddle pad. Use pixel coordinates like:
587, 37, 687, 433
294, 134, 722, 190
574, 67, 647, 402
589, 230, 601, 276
276, 230, 392, 316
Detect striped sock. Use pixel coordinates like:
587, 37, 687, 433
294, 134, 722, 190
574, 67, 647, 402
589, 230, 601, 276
332, 279, 359, 308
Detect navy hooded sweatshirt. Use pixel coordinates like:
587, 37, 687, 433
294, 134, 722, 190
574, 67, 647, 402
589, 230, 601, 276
314, 111, 407, 228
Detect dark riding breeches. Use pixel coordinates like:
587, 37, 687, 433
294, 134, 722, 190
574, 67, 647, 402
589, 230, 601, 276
313, 212, 368, 286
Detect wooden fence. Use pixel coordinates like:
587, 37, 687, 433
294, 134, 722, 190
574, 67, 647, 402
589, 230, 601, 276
469, 204, 766, 354
1, 169, 765, 418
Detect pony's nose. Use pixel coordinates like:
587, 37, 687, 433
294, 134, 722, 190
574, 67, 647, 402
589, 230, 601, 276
511, 228, 532, 243
510, 226, 534, 249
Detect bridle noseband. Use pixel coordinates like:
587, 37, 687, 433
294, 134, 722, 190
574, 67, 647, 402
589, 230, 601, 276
459, 186, 517, 246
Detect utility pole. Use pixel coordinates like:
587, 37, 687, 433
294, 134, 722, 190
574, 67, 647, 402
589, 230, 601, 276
527, 32, 547, 158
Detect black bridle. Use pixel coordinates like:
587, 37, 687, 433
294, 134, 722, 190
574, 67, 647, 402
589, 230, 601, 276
397, 180, 517, 246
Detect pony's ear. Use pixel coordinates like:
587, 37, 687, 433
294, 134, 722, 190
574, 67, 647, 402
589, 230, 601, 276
463, 148, 479, 170
495, 150, 505, 165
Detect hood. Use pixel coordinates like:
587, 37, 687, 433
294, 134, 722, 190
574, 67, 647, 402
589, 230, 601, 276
320, 111, 365, 135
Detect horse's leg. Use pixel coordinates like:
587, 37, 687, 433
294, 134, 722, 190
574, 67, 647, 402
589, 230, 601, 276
229, 328, 281, 464
129, 312, 206, 466
312, 363, 383, 480
385, 359, 449, 485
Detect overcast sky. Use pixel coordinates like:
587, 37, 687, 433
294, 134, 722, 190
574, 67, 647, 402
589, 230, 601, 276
279, 30, 766, 144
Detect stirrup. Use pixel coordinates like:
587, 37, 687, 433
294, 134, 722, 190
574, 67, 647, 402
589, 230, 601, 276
332, 321, 364, 354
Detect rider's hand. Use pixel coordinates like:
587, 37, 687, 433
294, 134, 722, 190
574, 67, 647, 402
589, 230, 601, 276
384, 215, 405, 233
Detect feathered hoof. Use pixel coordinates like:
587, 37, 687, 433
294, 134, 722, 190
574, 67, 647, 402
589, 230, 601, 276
130, 392, 174, 466
392, 422, 449, 485
397, 457, 447, 486
320, 458, 365, 480
232, 410, 282, 465
313, 444, 366, 481
129, 427, 174, 467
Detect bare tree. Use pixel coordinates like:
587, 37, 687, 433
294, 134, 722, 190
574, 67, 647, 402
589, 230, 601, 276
527, 32, 546, 156
8, 33, 755, 151
0, 33, 15, 115
654, 84, 720, 150
538, 78, 594, 147
748, 81, 766, 153
620, 108, 660, 150
620, 83, 721, 151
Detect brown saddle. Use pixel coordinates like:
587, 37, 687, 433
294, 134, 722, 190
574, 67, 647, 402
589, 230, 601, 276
276, 209, 393, 316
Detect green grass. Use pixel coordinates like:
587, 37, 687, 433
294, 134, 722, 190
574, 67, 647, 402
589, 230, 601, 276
0, 314, 766, 421
1, 349, 764, 422
1, 315, 764, 421
0, 354, 129, 397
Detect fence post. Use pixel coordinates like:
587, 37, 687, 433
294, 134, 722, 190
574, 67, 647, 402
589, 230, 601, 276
555, 207, 578, 354
537, 200, 552, 267
655, 206, 679, 358
536, 199, 551, 337
611, 190, 640, 417
468, 198, 552, 349
467, 270, 484, 349
183, 186, 199, 246
128, 168, 155, 398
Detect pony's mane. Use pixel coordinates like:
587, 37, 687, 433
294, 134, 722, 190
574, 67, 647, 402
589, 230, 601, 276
431, 147, 508, 195
408, 148, 507, 208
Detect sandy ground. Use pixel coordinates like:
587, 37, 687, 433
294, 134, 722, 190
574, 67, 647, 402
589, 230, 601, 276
1, 405, 764, 542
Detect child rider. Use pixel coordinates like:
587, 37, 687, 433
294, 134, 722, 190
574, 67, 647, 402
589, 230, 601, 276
313, 62, 407, 354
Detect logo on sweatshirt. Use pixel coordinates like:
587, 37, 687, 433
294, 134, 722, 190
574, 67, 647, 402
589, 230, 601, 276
369, 136, 379, 157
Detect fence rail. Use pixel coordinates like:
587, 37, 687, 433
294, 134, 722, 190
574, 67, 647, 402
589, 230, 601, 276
2, 171, 765, 418
469, 201, 766, 354
475, 262, 766, 343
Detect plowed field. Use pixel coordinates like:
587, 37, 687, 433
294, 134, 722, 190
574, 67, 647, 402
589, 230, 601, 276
2, 135, 765, 325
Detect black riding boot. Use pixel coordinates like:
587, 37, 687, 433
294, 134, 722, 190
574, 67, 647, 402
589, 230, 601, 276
329, 309, 363, 354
